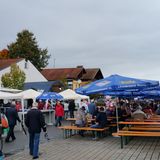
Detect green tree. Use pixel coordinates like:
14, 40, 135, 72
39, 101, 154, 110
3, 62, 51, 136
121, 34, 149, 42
8, 29, 50, 70
1, 64, 26, 89
60, 78, 69, 89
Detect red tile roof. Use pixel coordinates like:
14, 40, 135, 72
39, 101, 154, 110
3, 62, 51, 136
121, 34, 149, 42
0, 58, 24, 71
41, 68, 85, 80
41, 68, 103, 81
81, 68, 103, 80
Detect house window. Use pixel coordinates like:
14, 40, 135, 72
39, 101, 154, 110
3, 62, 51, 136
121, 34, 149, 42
24, 61, 28, 69
67, 80, 73, 89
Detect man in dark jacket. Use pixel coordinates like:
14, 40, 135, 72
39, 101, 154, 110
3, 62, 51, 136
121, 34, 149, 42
68, 100, 76, 118
91, 107, 108, 139
91, 107, 108, 128
5, 100, 21, 142
25, 102, 46, 159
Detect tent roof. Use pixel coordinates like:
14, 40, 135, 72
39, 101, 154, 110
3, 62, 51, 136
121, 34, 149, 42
59, 89, 89, 100
16, 89, 41, 99
0, 87, 22, 93
0, 91, 22, 99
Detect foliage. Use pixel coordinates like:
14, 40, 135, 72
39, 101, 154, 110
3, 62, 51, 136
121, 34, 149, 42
7, 29, 50, 70
60, 78, 69, 89
0, 49, 9, 59
1, 64, 26, 89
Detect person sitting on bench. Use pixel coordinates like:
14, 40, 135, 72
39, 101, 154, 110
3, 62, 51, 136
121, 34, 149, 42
91, 107, 108, 139
91, 107, 108, 128
132, 105, 147, 121
75, 106, 87, 137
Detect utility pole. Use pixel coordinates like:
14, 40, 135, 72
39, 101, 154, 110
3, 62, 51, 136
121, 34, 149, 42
53, 53, 56, 68
53, 57, 56, 68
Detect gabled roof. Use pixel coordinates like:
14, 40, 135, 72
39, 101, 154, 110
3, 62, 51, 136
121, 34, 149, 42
0, 58, 24, 71
81, 68, 103, 80
41, 67, 103, 81
41, 68, 85, 80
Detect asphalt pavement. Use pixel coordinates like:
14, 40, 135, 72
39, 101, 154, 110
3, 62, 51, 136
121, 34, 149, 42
2, 122, 67, 157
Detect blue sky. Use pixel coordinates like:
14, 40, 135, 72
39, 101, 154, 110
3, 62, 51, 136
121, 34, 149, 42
1, 0, 160, 80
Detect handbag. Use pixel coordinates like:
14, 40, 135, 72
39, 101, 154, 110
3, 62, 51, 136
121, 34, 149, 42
1, 114, 8, 129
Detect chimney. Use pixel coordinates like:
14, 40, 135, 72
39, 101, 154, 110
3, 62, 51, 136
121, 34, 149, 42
77, 65, 83, 68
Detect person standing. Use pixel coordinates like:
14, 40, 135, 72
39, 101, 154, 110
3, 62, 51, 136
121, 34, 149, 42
37, 100, 44, 110
88, 99, 97, 118
15, 101, 22, 112
5, 100, 21, 143
25, 102, 47, 159
54, 100, 64, 127
68, 100, 76, 118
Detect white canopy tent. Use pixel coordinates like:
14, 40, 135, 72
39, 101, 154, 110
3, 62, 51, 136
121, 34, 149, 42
59, 89, 89, 100
0, 87, 22, 93
15, 89, 41, 100
16, 89, 42, 121
0, 89, 41, 125
0, 91, 22, 99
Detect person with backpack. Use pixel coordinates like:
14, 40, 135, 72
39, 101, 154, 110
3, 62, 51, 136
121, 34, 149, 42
5, 100, 21, 143
0, 111, 9, 160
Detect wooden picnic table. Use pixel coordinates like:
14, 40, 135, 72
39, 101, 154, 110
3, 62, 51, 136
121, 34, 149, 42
124, 116, 160, 122
151, 115, 160, 118
66, 116, 119, 122
66, 118, 95, 121
119, 121, 160, 125
144, 119, 160, 122
107, 116, 120, 120
66, 118, 95, 126
114, 120, 160, 148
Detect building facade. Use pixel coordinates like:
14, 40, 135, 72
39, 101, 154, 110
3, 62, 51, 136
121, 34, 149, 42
0, 58, 47, 85
41, 66, 104, 90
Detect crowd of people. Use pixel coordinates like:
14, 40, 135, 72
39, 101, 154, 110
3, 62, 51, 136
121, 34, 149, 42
0, 100, 47, 159
0, 97, 160, 159
71, 97, 160, 139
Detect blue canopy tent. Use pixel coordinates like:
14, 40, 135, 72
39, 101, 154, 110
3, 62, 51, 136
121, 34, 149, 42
36, 92, 63, 125
141, 90, 160, 99
76, 74, 159, 132
76, 74, 159, 95
103, 90, 143, 98
36, 92, 63, 100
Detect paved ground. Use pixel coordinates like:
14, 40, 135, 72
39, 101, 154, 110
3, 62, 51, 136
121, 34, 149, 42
5, 134, 160, 160
2, 119, 160, 160
2, 122, 67, 156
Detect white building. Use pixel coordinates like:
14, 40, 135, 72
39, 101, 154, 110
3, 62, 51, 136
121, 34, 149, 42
0, 58, 47, 84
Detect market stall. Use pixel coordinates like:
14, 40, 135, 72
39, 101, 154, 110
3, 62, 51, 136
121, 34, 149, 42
36, 92, 64, 125
59, 89, 90, 108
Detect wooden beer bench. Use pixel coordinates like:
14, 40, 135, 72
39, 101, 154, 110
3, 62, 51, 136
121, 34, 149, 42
112, 121, 160, 148
59, 125, 109, 138
112, 131, 160, 148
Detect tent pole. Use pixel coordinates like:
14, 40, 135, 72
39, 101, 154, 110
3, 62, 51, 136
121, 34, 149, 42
115, 98, 119, 132
21, 98, 25, 126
